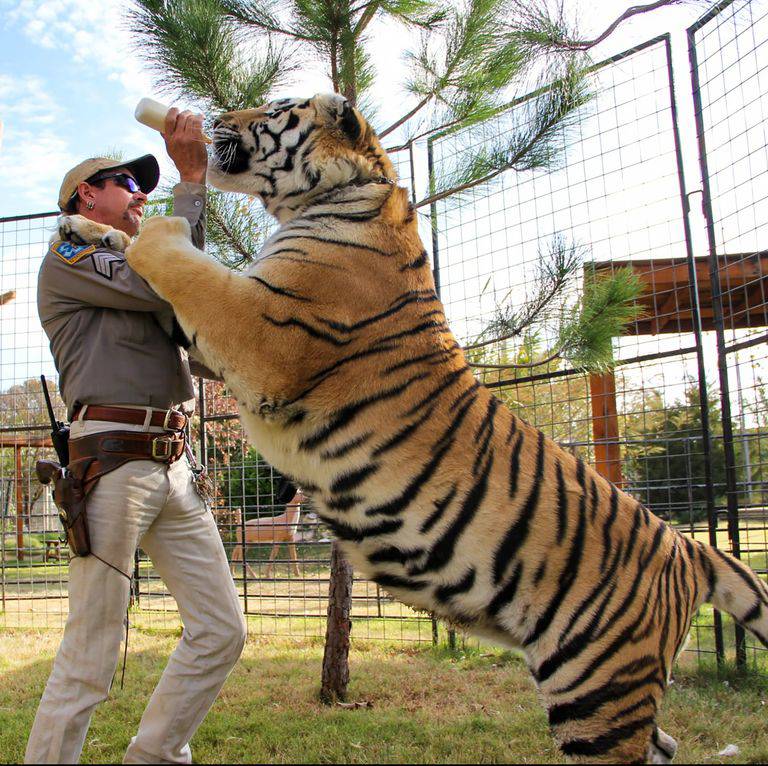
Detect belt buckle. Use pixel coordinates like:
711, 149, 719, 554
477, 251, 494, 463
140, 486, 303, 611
152, 436, 173, 461
163, 409, 186, 431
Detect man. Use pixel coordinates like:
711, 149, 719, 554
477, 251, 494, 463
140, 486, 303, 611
26, 109, 247, 765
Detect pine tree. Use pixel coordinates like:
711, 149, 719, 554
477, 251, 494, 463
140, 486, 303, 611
128, 0, 698, 701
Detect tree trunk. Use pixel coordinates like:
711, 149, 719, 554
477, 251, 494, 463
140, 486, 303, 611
320, 541, 353, 703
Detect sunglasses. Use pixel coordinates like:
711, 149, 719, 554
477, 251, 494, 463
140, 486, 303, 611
90, 172, 141, 194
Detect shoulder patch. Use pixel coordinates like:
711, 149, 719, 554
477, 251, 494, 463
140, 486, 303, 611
91, 251, 124, 280
50, 240, 97, 265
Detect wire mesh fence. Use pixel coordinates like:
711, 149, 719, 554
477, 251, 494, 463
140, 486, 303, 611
427, 32, 731, 660
1, 0, 766, 663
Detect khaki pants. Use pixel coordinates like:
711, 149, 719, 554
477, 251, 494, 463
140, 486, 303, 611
25, 417, 246, 764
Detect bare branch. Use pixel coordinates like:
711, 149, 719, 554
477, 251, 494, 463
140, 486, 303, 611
237, 20, 321, 41
385, 104, 507, 151
415, 158, 510, 208
414, 81, 578, 208
464, 330, 525, 352
527, 0, 686, 52
380, 94, 433, 138
463, 279, 568, 350
579, 0, 684, 49
209, 207, 255, 265
468, 348, 563, 369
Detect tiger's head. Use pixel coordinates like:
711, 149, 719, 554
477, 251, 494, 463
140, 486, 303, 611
207, 93, 397, 222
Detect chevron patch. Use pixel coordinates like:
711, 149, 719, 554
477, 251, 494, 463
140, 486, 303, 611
91, 251, 124, 279
51, 240, 96, 264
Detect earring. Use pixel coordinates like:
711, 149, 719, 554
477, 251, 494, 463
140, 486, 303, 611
86, 202, 94, 210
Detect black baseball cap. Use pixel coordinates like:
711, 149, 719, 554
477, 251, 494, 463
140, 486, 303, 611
58, 154, 160, 210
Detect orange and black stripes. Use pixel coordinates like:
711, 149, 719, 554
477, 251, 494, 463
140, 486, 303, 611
493, 430, 546, 585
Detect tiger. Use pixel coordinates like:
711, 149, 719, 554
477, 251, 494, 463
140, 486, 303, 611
115, 93, 768, 763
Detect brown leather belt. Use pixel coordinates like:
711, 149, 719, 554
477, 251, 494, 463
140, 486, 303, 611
48, 430, 188, 558
69, 430, 186, 468
72, 404, 187, 431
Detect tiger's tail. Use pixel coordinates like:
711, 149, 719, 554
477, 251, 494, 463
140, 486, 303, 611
697, 540, 768, 647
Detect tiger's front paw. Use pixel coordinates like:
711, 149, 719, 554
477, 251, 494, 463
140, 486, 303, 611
56, 215, 131, 252
101, 229, 132, 252
56, 215, 101, 244
57, 214, 91, 245
126, 216, 192, 275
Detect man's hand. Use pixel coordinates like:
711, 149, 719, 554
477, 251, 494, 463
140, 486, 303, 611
163, 108, 208, 185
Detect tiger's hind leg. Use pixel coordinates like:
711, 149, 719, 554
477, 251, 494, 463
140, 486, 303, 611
648, 727, 678, 764
541, 660, 670, 763
551, 714, 659, 763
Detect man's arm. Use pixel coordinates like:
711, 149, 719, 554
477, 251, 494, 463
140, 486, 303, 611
163, 109, 208, 250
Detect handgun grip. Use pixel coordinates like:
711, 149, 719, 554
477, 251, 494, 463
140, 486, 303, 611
36, 459, 62, 485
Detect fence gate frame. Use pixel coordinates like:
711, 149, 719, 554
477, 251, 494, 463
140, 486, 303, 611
687, 0, 768, 667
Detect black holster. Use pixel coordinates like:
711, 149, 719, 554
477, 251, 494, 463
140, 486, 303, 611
36, 457, 95, 557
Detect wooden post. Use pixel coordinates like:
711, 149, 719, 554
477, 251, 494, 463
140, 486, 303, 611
320, 542, 353, 703
589, 371, 623, 487
0, 436, 53, 563
15, 446, 24, 561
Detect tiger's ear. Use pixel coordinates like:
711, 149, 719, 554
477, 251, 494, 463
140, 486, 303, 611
339, 101, 362, 143
314, 93, 363, 144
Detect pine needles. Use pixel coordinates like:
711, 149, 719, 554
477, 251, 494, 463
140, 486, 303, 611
469, 237, 644, 373
129, 0, 292, 112
558, 266, 644, 371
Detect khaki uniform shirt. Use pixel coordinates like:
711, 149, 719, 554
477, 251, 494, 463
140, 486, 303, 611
38, 182, 206, 419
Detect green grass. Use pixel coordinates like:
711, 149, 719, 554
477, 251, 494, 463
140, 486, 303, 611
1, 629, 767, 764
0, 561, 69, 580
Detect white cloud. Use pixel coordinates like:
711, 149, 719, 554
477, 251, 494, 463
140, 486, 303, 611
0, 124, 72, 211
0, 74, 65, 125
0, 71, 72, 211
7, 0, 159, 109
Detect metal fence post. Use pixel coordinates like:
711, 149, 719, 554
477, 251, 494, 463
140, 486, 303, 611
198, 376, 207, 466
427, 139, 441, 296
1, 492, 6, 612
426, 137, 446, 648
688, 18, 746, 666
